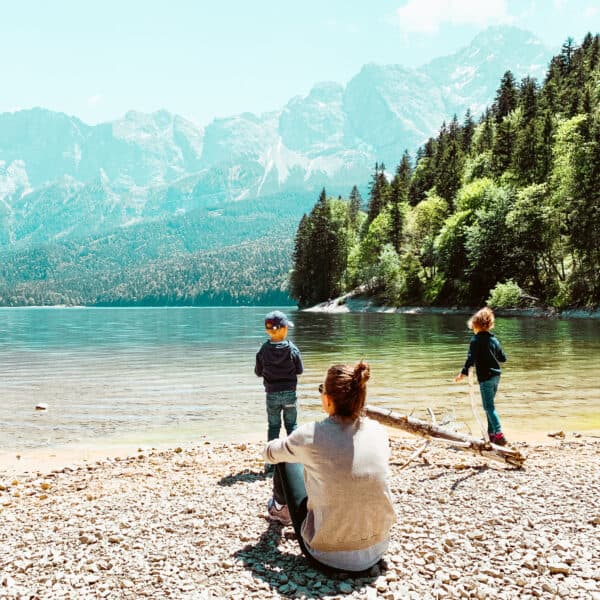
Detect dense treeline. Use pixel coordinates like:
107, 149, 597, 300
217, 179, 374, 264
0, 236, 293, 306
0, 191, 312, 306
291, 34, 600, 310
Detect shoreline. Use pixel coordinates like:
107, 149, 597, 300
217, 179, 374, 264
304, 291, 600, 319
1, 437, 599, 599
2, 425, 597, 479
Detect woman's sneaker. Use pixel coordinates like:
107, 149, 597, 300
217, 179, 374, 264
267, 498, 292, 525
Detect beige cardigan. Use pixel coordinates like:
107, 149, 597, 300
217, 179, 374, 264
264, 416, 396, 553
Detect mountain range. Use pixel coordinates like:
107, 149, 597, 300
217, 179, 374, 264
0, 26, 554, 305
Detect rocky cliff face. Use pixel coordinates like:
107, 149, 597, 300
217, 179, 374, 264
0, 26, 552, 249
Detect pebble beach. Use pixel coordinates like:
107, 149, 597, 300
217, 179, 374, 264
1, 435, 599, 600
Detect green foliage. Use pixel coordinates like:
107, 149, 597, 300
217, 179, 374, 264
463, 152, 493, 183
456, 178, 496, 212
289, 33, 600, 309
289, 189, 351, 307
487, 280, 525, 308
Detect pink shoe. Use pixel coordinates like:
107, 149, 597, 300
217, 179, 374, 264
490, 433, 508, 446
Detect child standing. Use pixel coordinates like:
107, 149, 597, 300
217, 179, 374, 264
455, 307, 508, 446
255, 311, 304, 445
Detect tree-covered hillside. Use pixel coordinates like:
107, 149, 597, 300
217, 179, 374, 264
0, 192, 307, 306
290, 34, 600, 310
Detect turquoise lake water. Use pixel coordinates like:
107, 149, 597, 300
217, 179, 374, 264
0, 307, 598, 451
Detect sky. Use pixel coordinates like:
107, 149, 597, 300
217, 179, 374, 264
1, 0, 599, 127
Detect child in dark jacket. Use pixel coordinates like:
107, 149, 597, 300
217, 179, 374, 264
255, 311, 304, 443
455, 307, 508, 445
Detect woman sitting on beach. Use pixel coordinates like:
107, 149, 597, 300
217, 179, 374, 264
263, 360, 396, 573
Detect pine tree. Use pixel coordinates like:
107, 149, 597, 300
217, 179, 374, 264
462, 108, 475, 153
493, 71, 517, 123
366, 163, 389, 225
560, 37, 576, 73
348, 185, 363, 229
473, 109, 494, 155
409, 138, 436, 205
512, 76, 539, 184
289, 214, 312, 307
491, 118, 515, 177
435, 115, 464, 207
389, 151, 411, 253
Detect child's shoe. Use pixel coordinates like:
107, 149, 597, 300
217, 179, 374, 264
267, 498, 292, 525
491, 432, 508, 446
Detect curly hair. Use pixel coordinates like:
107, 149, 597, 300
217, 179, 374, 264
323, 360, 370, 420
468, 307, 495, 331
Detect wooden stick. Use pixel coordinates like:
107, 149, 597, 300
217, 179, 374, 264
366, 405, 526, 467
395, 441, 430, 470
468, 368, 488, 440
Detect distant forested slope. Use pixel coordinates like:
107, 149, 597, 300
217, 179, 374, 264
0, 193, 305, 306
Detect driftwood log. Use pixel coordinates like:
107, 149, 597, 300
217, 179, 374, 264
366, 405, 526, 467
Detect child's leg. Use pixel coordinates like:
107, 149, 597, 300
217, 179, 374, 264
479, 376, 502, 434
266, 393, 282, 441
282, 390, 298, 435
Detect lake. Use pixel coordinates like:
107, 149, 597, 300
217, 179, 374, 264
1, 307, 598, 452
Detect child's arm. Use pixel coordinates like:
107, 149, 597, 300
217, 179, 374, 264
455, 338, 476, 382
254, 349, 263, 377
293, 347, 304, 375
495, 339, 507, 363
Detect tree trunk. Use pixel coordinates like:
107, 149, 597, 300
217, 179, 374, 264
366, 405, 526, 467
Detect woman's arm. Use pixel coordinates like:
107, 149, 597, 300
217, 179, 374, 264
263, 423, 313, 464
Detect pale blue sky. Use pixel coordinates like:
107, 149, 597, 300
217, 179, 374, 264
1, 0, 598, 126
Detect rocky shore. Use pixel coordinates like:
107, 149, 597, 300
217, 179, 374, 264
304, 289, 600, 319
1, 436, 599, 600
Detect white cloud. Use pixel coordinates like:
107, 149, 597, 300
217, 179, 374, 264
584, 5, 599, 17
395, 0, 514, 34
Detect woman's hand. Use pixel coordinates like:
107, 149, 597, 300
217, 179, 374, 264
454, 373, 464, 382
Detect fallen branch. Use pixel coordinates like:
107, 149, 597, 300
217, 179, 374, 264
366, 405, 526, 467
395, 441, 430, 470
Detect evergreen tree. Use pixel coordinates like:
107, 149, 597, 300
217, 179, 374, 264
388, 151, 411, 253
348, 185, 363, 229
491, 118, 515, 177
513, 76, 539, 184
537, 110, 555, 181
434, 115, 464, 207
461, 108, 475, 153
366, 163, 390, 225
473, 109, 495, 155
289, 214, 312, 307
560, 37, 576, 73
493, 71, 517, 123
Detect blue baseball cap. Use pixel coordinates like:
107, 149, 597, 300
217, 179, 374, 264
265, 310, 294, 330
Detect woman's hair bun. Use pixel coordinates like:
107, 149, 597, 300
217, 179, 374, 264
353, 360, 370, 387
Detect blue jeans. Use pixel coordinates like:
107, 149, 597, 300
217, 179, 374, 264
479, 375, 502, 434
266, 390, 297, 441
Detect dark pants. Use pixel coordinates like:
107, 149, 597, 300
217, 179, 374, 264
272, 463, 373, 575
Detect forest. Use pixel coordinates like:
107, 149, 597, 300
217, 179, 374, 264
290, 34, 600, 310
0, 192, 306, 306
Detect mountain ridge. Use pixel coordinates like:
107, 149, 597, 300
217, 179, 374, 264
0, 25, 558, 305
